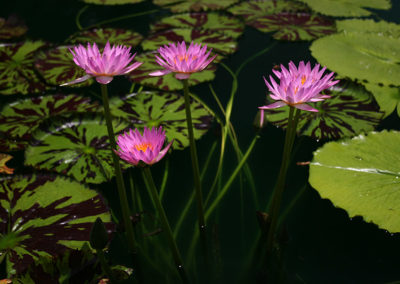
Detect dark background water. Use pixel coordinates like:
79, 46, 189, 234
2, 0, 400, 283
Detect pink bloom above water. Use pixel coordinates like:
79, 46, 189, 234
259, 61, 339, 113
62, 41, 142, 85
149, 41, 217, 80
115, 127, 173, 166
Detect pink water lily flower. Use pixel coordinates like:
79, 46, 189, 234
61, 41, 142, 85
115, 127, 173, 166
149, 41, 217, 80
259, 61, 339, 115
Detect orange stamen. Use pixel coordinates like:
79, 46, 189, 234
301, 75, 306, 85
134, 142, 153, 152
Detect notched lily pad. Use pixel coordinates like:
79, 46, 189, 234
298, 0, 391, 17
0, 41, 50, 95
363, 83, 400, 118
68, 28, 143, 47
0, 174, 113, 274
25, 115, 129, 184
0, 16, 28, 40
151, 12, 244, 39
35, 46, 93, 87
153, 0, 239, 12
0, 94, 100, 140
309, 130, 400, 233
248, 12, 335, 41
110, 91, 213, 149
142, 28, 237, 55
127, 51, 216, 91
228, 0, 307, 21
83, 0, 144, 4
264, 82, 383, 140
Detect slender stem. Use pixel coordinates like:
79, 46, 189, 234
75, 5, 89, 31
97, 250, 116, 283
100, 85, 137, 254
265, 107, 300, 254
182, 79, 206, 232
141, 167, 189, 284
159, 159, 170, 201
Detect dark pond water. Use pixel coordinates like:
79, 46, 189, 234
2, 0, 400, 283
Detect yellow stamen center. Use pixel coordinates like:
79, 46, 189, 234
134, 142, 153, 152
301, 75, 306, 85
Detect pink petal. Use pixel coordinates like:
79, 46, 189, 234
96, 76, 114, 84
175, 73, 190, 80
60, 74, 92, 86
294, 103, 318, 112
259, 101, 287, 109
149, 70, 172, 76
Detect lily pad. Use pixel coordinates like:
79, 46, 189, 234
264, 82, 383, 140
0, 173, 113, 274
336, 19, 400, 37
153, 0, 239, 12
0, 94, 100, 140
228, 0, 307, 21
0, 153, 14, 174
34, 46, 93, 87
248, 12, 335, 41
310, 32, 400, 86
298, 0, 391, 17
0, 16, 28, 40
110, 91, 213, 149
363, 83, 400, 118
68, 28, 143, 47
127, 51, 216, 91
142, 28, 237, 55
83, 0, 144, 4
0, 136, 28, 152
150, 12, 244, 39
0, 41, 50, 95
309, 130, 400, 233
25, 115, 129, 184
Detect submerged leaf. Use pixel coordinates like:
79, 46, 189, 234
68, 28, 143, 47
0, 174, 113, 274
110, 91, 213, 149
25, 115, 129, 184
84, 0, 144, 4
0, 16, 27, 40
264, 82, 383, 140
153, 0, 239, 12
309, 130, 400, 233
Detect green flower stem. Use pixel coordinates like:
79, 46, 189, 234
100, 85, 137, 253
265, 107, 301, 254
97, 249, 115, 283
141, 167, 189, 284
182, 79, 206, 233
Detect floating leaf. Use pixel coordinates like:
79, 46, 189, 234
248, 12, 335, 41
83, 0, 144, 4
0, 174, 113, 274
110, 91, 213, 149
153, 0, 239, 12
228, 0, 306, 21
0, 16, 27, 40
151, 12, 244, 39
298, 0, 391, 17
0, 94, 100, 139
25, 115, 129, 184
363, 83, 400, 118
336, 19, 400, 36
142, 28, 237, 55
309, 130, 400, 233
264, 82, 383, 140
0, 136, 28, 152
310, 31, 400, 86
0, 153, 14, 174
35, 46, 93, 87
68, 28, 143, 47
0, 41, 50, 95
127, 52, 216, 91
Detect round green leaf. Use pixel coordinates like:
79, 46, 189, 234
34, 46, 93, 87
0, 41, 51, 95
310, 32, 400, 86
25, 115, 129, 184
0, 16, 27, 40
309, 130, 400, 233
228, 0, 307, 21
153, 0, 239, 12
336, 19, 400, 36
0, 94, 100, 139
68, 28, 143, 47
0, 174, 113, 274
126, 51, 216, 91
264, 82, 383, 140
83, 0, 144, 4
363, 83, 400, 118
110, 91, 213, 149
248, 12, 335, 41
142, 28, 237, 55
150, 12, 244, 39
298, 0, 391, 17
